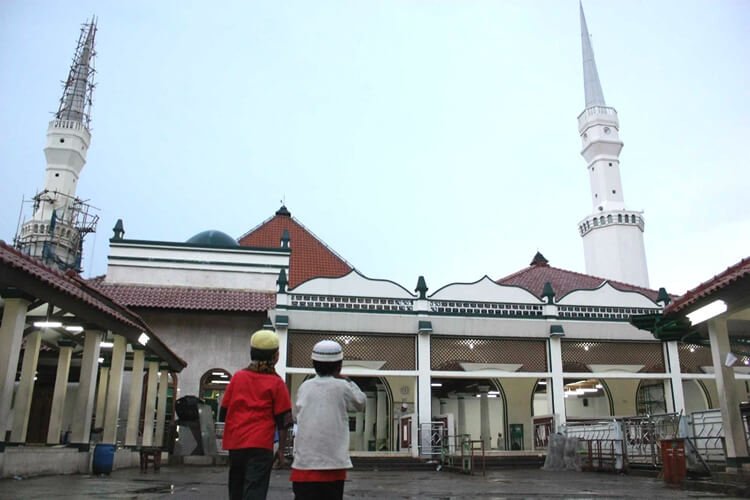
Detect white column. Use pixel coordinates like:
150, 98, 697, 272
375, 385, 387, 450
363, 393, 376, 451
457, 394, 467, 437
47, 341, 74, 444
479, 386, 491, 450
665, 341, 686, 414
94, 366, 110, 429
708, 318, 749, 465
103, 335, 126, 444
10, 330, 41, 443
70, 330, 102, 446
353, 410, 365, 451
276, 326, 288, 381
439, 398, 448, 415
417, 332, 432, 455
125, 348, 145, 447
0, 297, 31, 443
153, 369, 170, 448
549, 335, 566, 429
141, 360, 159, 447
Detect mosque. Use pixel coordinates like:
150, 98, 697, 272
1, 5, 748, 478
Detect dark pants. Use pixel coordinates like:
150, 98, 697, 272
292, 480, 345, 500
228, 448, 274, 500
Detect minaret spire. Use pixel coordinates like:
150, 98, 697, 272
57, 18, 97, 126
14, 19, 99, 272
580, 2, 605, 108
575, 4, 649, 288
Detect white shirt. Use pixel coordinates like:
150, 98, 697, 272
292, 375, 366, 470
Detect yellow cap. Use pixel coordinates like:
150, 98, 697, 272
250, 329, 279, 350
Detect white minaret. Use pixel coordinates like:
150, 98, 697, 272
15, 19, 99, 272
577, 3, 649, 288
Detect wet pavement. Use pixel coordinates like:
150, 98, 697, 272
1, 465, 747, 499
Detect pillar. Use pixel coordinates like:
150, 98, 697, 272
665, 341, 686, 414
70, 330, 102, 447
363, 393, 376, 451
94, 366, 110, 429
0, 296, 31, 445
46, 340, 74, 444
549, 335, 566, 429
417, 332, 432, 456
276, 326, 288, 381
457, 394, 466, 437
354, 410, 364, 451
153, 369, 170, 448
708, 318, 749, 467
375, 384, 387, 450
10, 330, 41, 443
141, 360, 159, 447
125, 348, 145, 447
479, 385, 491, 451
102, 335, 126, 444
439, 398, 448, 415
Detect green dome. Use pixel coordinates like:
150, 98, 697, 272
186, 230, 239, 247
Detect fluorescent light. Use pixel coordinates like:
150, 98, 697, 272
488, 391, 500, 395
431, 383, 442, 387
686, 300, 727, 326
212, 372, 229, 377
65, 326, 84, 333
487, 394, 498, 398
538, 380, 547, 385
97, 357, 104, 363
100, 341, 114, 348
214, 380, 230, 384
138, 332, 150, 346
34, 321, 62, 328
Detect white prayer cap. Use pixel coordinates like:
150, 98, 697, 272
311, 340, 343, 362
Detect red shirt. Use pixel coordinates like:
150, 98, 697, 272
221, 369, 291, 451
290, 468, 347, 482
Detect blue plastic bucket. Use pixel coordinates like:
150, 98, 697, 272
92, 444, 116, 475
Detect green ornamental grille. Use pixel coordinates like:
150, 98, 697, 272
430, 336, 547, 372
287, 331, 416, 370
561, 340, 665, 373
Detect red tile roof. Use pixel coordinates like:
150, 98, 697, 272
496, 252, 660, 302
665, 257, 750, 315
238, 206, 352, 288
0, 241, 186, 370
89, 280, 276, 312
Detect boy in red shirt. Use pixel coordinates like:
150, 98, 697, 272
221, 329, 293, 500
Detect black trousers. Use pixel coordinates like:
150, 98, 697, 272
228, 448, 274, 500
292, 480, 345, 500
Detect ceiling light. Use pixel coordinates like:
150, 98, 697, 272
34, 321, 62, 328
431, 383, 442, 387
97, 357, 104, 363
686, 300, 727, 326
100, 341, 114, 348
138, 332, 150, 346
65, 325, 84, 333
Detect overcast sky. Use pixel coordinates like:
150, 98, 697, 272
1, 0, 748, 296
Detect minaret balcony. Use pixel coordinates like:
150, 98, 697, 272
577, 105, 619, 131
578, 210, 645, 237
48, 119, 91, 143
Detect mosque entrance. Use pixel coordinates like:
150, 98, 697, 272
430, 378, 507, 451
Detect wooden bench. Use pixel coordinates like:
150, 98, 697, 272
139, 447, 162, 472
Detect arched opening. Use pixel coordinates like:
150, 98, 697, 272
200, 368, 231, 423
430, 378, 508, 450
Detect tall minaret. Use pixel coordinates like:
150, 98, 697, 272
15, 19, 99, 272
576, 3, 649, 288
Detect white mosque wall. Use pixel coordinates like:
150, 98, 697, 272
557, 282, 656, 308
291, 270, 415, 298
501, 378, 536, 450
137, 310, 265, 399
429, 276, 543, 304
565, 392, 610, 417
106, 242, 288, 291
431, 395, 505, 449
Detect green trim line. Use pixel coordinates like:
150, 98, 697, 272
108, 255, 289, 270
110, 238, 291, 254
